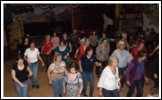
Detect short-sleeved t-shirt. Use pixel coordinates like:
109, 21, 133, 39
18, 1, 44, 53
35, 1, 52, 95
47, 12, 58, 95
81, 55, 97, 72
24, 48, 40, 63
12, 64, 28, 82
48, 61, 66, 80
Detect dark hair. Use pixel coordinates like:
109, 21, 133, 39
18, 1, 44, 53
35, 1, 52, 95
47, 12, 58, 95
85, 46, 93, 55
68, 62, 79, 72
23, 36, 30, 43
102, 38, 107, 43
16, 55, 24, 61
138, 40, 145, 45
30, 41, 36, 46
136, 51, 147, 59
59, 39, 66, 45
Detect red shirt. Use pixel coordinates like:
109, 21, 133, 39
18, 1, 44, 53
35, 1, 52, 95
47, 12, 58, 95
77, 45, 86, 60
131, 47, 139, 58
42, 41, 53, 55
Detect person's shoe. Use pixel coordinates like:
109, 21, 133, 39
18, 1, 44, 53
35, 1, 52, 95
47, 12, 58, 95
36, 85, 39, 89
32, 85, 35, 88
83, 94, 87, 97
96, 75, 100, 77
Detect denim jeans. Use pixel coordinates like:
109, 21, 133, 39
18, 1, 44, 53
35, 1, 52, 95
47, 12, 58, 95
14, 80, 28, 97
30, 62, 39, 86
118, 67, 126, 86
102, 88, 119, 97
127, 79, 144, 97
82, 72, 94, 97
43, 54, 51, 71
52, 79, 63, 97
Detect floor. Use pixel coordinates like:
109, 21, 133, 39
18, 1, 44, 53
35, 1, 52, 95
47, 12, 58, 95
3, 60, 155, 97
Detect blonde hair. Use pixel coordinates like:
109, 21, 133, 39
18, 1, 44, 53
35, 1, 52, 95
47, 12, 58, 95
116, 40, 125, 49
108, 55, 119, 66
53, 53, 62, 62
45, 35, 51, 39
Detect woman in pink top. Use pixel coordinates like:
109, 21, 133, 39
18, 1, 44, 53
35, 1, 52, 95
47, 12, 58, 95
51, 32, 60, 50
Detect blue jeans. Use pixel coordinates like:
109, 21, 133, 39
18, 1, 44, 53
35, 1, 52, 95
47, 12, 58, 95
14, 80, 28, 97
127, 79, 144, 97
102, 88, 119, 97
52, 79, 63, 97
82, 72, 94, 97
119, 67, 126, 86
30, 62, 39, 86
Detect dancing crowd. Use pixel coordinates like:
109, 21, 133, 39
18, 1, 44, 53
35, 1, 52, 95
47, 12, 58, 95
10, 28, 159, 97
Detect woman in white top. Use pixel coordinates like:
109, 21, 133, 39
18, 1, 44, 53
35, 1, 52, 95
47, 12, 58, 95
24, 42, 45, 89
98, 55, 120, 97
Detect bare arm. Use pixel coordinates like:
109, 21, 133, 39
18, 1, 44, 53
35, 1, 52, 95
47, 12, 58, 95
11, 70, 24, 88
98, 87, 103, 96
77, 73, 83, 96
69, 43, 72, 53
78, 60, 83, 73
47, 67, 52, 85
24, 55, 30, 66
38, 55, 45, 67
107, 42, 110, 52
27, 66, 32, 77
41, 46, 44, 54
47, 47, 53, 55
75, 48, 79, 58
150, 45, 159, 56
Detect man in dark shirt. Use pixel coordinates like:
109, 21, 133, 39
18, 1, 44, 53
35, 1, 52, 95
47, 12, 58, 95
79, 47, 97, 97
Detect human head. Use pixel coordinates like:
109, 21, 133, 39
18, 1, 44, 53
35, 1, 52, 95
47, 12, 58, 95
24, 37, 29, 44
45, 34, 51, 41
136, 51, 147, 62
109, 55, 119, 67
92, 30, 96, 35
85, 47, 93, 57
54, 53, 62, 62
68, 62, 79, 74
117, 40, 126, 50
102, 33, 107, 38
138, 41, 145, 51
30, 41, 36, 49
101, 39, 107, 46
73, 29, 77, 34
63, 32, 67, 38
16, 56, 24, 66
85, 38, 90, 47
59, 39, 66, 46
121, 32, 128, 40
80, 37, 86, 45
53, 32, 57, 37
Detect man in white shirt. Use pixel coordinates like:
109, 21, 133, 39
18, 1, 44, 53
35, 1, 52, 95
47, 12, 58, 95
111, 40, 132, 87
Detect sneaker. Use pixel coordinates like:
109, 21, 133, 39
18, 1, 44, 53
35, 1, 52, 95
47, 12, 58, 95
36, 85, 39, 89
32, 85, 35, 88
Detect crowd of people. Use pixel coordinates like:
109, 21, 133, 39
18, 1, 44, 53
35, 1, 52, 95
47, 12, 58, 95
10, 28, 159, 97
